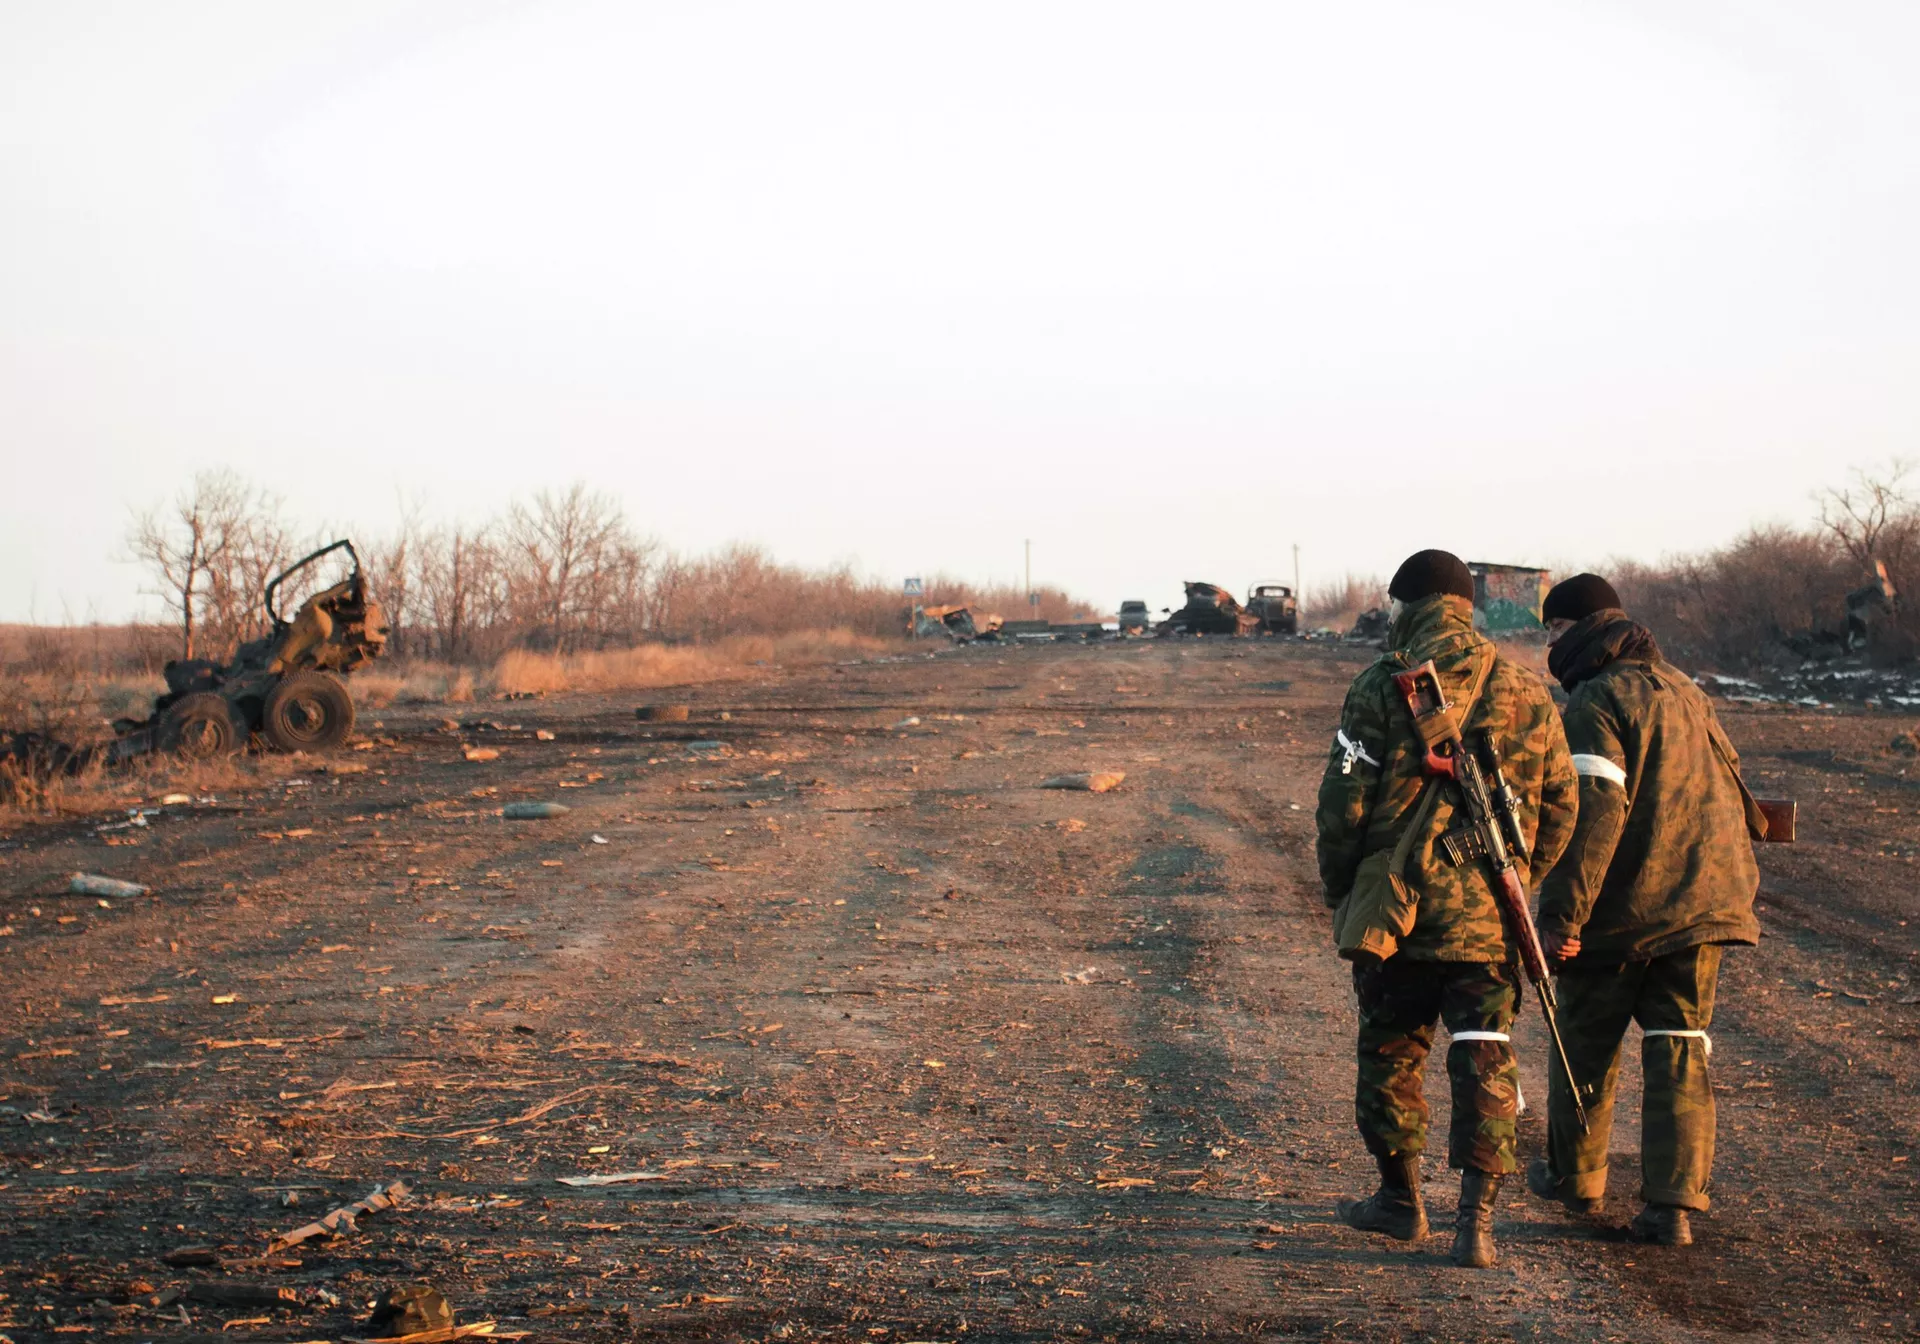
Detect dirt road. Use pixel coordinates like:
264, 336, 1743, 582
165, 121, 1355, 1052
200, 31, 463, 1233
2, 638, 1916, 1341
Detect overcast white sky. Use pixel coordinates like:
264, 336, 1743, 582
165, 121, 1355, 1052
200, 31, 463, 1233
3, 1, 1915, 622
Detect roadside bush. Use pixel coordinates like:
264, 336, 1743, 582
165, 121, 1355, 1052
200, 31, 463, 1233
1608, 463, 1917, 668
1303, 573, 1387, 630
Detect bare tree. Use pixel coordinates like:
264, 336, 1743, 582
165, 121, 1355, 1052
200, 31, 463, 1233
205, 484, 296, 654
368, 503, 424, 659
416, 526, 501, 662
125, 470, 245, 660
1818, 460, 1914, 568
125, 471, 308, 661
500, 484, 632, 650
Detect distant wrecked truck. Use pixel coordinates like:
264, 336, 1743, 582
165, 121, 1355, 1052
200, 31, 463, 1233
1244, 583, 1299, 635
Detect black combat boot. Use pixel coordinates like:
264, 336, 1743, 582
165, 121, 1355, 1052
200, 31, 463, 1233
1337, 1154, 1428, 1241
1527, 1157, 1604, 1215
1452, 1169, 1501, 1267
1628, 1204, 1692, 1246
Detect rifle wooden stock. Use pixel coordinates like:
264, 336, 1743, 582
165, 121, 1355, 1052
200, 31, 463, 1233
1493, 866, 1550, 988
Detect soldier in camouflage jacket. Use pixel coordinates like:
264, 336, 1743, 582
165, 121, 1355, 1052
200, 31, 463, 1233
1317, 551, 1577, 1268
1527, 574, 1761, 1248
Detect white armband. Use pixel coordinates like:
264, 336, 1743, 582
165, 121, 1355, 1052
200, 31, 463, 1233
1571, 753, 1627, 787
1336, 728, 1380, 776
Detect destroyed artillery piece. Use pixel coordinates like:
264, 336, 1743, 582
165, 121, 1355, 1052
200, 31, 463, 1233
1782, 559, 1901, 661
108, 539, 389, 763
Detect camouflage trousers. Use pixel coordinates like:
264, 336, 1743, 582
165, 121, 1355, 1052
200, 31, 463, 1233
1544, 944, 1721, 1211
1352, 957, 1520, 1174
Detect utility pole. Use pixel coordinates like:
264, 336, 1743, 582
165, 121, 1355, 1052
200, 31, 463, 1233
1025, 539, 1032, 610
1293, 543, 1301, 599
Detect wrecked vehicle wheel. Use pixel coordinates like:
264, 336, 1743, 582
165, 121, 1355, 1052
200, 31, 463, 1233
159, 692, 239, 760
262, 670, 354, 752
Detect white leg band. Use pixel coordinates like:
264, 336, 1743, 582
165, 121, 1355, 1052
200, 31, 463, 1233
1446, 1031, 1521, 1109
1642, 1029, 1712, 1058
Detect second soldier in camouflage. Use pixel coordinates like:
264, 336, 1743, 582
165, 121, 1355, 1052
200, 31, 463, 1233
1528, 574, 1761, 1247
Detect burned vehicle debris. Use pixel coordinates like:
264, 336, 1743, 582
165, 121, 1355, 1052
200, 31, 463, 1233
1348, 606, 1392, 644
922, 603, 1004, 642
1780, 560, 1902, 661
1160, 581, 1259, 636
113, 539, 389, 762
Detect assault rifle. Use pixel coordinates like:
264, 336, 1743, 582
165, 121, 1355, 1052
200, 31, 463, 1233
1392, 660, 1590, 1134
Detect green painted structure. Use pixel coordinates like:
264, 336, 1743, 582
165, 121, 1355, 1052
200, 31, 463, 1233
1467, 561, 1550, 634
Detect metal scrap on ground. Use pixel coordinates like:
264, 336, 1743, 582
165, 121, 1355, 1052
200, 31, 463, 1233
1041, 771, 1125, 792
267, 1179, 411, 1252
555, 1170, 672, 1187
70, 873, 149, 898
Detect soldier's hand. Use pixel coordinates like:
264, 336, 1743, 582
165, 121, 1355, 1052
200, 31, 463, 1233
1541, 929, 1580, 961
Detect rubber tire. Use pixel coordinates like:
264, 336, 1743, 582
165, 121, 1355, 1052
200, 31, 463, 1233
262, 670, 355, 752
158, 692, 240, 761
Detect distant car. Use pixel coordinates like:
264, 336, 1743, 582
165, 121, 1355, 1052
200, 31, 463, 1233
1245, 582, 1299, 635
1117, 600, 1150, 634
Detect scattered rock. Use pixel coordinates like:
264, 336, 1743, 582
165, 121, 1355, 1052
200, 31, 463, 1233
503, 802, 569, 820
637, 704, 691, 722
462, 746, 501, 762
1890, 729, 1920, 754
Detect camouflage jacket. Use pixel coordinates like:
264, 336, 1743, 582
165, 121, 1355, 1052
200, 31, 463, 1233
1316, 594, 1578, 962
1536, 612, 1761, 962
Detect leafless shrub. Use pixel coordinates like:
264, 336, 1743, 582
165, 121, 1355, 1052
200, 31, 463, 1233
1303, 573, 1387, 627
1611, 462, 1919, 666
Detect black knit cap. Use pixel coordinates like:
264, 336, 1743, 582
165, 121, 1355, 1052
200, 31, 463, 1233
1387, 549, 1475, 603
1542, 573, 1622, 623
